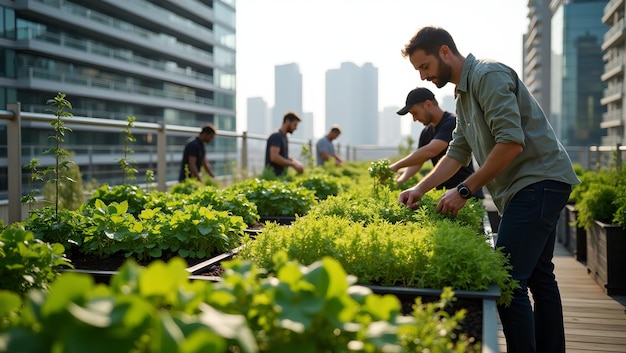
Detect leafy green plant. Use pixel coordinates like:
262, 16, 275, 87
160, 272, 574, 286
294, 174, 342, 200
0, 254, 478, 353
0, 226, 71, 295
227, 178, 316, 217
84, 183, 150, 216
119, 115, 138, 183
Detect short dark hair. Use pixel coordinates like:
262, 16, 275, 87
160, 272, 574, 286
201, 123, 216, 135
402, 26, 461, 58
283, 111, 302, 123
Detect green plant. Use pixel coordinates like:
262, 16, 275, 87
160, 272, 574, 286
119, 115, 138, 183
21, 158, 44, 210
41, 153, 85, 211
239, 216, 516, 306
0, 226, 71, 295
84, 183, 150, 216
368, 159, 395, 197
577, 184, 619, 229
43, 92, 75, 217
0, 255, 478, 352
227, 178, 316, 217
294, 174, 342, 200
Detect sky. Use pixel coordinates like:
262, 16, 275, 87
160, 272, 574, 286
235, 0, 530, 137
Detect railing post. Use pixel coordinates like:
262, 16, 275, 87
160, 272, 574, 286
617, 143, 622, 170
241, 131, 248, 174
7, 103, 22, 224
157, 122, 167, 192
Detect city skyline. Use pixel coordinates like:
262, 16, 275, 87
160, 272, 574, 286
236, 0, 529, 137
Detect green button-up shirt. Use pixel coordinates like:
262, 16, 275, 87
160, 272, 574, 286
447, 54, 579, 213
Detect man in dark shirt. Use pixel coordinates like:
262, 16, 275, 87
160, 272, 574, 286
265, 111, 304, 176
390, 87, 483, 198
179, 123, 216, 182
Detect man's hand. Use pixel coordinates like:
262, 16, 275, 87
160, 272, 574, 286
435, 188, 468, 217
398, 186, 423, 209
292, 160, 304, 174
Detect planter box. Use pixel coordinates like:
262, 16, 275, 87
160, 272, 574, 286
190, 250, 500, 353
259, 216, 296, 225
556, 207, 569, 249
566, 204, 586, 262
363, 284, 500, 353
586, 220, 626, 295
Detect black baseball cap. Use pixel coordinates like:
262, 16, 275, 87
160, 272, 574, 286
396, 87, 436, 115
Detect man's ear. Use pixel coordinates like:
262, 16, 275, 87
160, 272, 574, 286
439, 45, 451, 60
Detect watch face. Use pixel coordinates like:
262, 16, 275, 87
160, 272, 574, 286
458, 184, 471, 198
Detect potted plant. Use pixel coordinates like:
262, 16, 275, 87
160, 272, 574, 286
576, 167, 626, 295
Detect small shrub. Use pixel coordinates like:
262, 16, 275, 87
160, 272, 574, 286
227, 178, 316, 217
0, 226, 71, 295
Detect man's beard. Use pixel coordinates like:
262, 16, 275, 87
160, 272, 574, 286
434, 56, 452, 88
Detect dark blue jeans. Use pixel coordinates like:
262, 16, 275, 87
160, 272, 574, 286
496, 180, 571, 353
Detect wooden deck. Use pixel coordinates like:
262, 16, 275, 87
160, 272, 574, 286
496, 240, 626, 353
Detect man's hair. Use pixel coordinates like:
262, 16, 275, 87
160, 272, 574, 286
283, 111, 302, 123
402, 26, 461, 58
330, 127, 341, 134
201, 123, 216, 135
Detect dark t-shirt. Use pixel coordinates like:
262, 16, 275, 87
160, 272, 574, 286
179, 136, 205, 181
419, 112, 484, 198
265, 130, 289, 176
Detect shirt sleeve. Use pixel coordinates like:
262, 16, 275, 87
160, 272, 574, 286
476, 70, 525, 146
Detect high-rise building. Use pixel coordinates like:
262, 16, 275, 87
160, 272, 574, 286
550, 0, 607, 147
378, 106, 403, 146
246, 97, 270, 136
600, 0, 626, 146
325, 62, 378, 146
273, 63, 303, 130
524, 0, 552, 116
0, 0, 236, 192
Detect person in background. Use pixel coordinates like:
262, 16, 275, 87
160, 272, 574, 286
179, 123, 216, 182
265, 111, 304, 176
390, 87, 483, 199
316, 124, 344, 166
397, 26, 579, 353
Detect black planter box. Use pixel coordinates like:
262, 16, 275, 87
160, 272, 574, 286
586, 220, 626, 295
566, 204, 586, 262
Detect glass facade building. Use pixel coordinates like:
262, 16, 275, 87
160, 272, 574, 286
550, 0, 608, 146
0, 0, 236, 196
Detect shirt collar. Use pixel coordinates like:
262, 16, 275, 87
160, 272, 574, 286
455, 53, 476, 97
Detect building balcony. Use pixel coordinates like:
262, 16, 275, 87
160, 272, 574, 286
601, 109, 624, 129
601, 57, 625, 81
601, 85, 624, 105
602, 0, 624, 24
602, 19, 626, 51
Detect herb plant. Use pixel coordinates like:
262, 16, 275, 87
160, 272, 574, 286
239, 215, 516, 305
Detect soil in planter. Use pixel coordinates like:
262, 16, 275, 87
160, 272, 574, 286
65, 252, 220, 272
396, 293, 483, 343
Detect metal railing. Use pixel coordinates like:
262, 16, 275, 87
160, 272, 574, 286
2, 104, 625, 224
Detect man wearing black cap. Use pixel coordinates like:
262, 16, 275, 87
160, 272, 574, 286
390, 87, 483, 198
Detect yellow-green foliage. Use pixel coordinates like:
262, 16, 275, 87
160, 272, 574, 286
239, 215, 516, 305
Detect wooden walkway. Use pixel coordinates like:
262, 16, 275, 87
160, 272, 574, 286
496, 240, 626, 353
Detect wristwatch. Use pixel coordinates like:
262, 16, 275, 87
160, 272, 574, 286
457, 182, 473, 199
